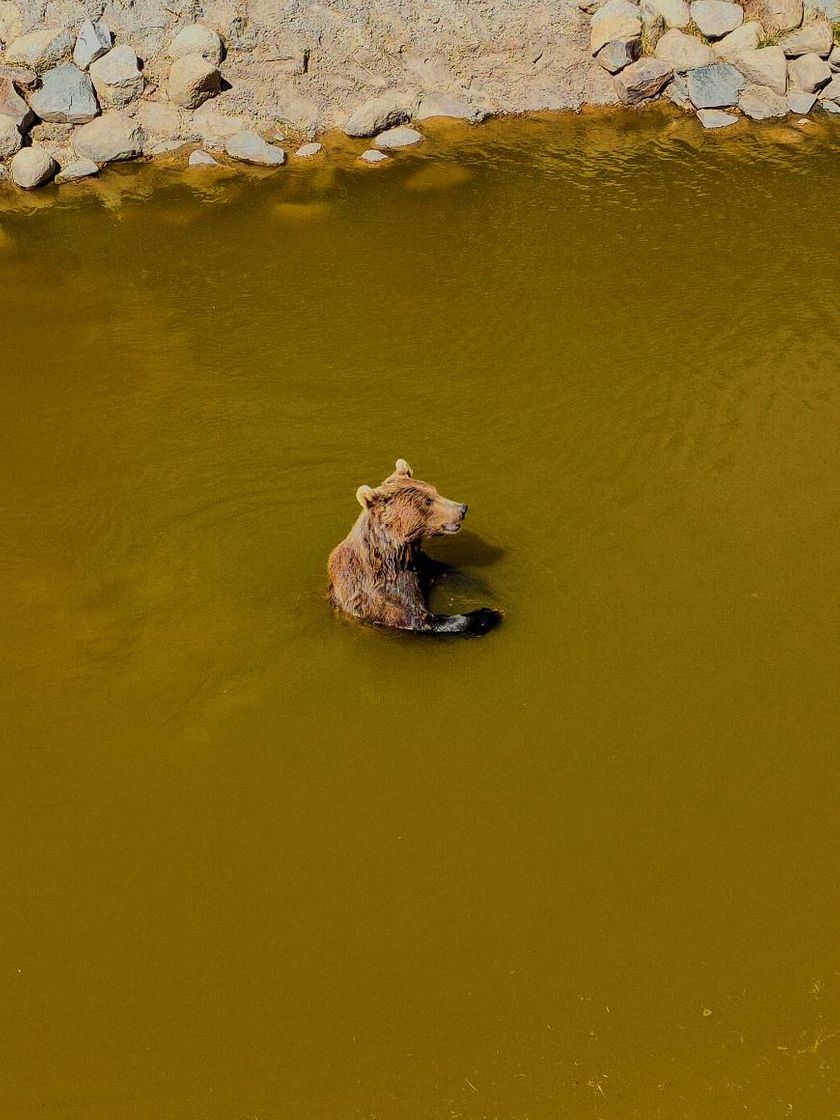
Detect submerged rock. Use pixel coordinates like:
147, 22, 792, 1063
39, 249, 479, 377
10, 145, 56, 188
687, 61, 746, 106
614, 57, 673, 102
779, 22, 833, 58
359, 148, 389, 163
89, 46, 144, 109
596, 37, 642, 73
4, 28, 73, 72
168, 24, 224, 64
0, 115, 22, 157
739, 81, 789, 116
733, 46, 787, 94
225, 131, 286, 165
295, 141, 322, 157
27, 64, 99, 124
697, 106, 740, 125
74, 112, 142, 163
73, 21, 112, 71
55, 156, 99, 183
654, 28, 715, 69
374, 125, 424, 148
0, 75, 35, 131
168, 53, 221, 109
787, 52, 832, 91
591, 0, 643, 54
343, 93, 415, 137
188, 148, 219, 166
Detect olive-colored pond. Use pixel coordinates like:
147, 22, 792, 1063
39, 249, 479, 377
1, 113, 839, 1119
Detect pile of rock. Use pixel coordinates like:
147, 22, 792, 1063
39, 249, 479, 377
588, 0, 840, 124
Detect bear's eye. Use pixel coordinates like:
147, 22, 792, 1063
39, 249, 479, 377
424, 496, 433, 506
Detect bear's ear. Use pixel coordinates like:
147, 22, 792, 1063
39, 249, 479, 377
356, 484, 378, 508
394, 458, 413, 478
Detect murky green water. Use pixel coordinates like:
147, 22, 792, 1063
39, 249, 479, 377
1, 113, 839, 1119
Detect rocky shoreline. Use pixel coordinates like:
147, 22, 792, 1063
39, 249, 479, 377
0, 0, 837, 190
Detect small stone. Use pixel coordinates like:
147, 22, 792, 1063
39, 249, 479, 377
27, 63, 99, 124
738, 81, 789, 116
697, 106, 740, 125
614, 57, 674, 102
10, 145, 56, 188
0, 75, 35, 131
0, 64, 38, 89
818, 97, 840, 112
74, 111, 142, 163
89, 46, 144, 109
714, 21, 764, 57
55, 156, 98, 183
188, 148, 219, 166
596, 37, 642, 72
779, 22, 833, 58
374, 125, 424, 148
640, 0, 691, 27
591, 0, 642, 54
690, 0, 745, 38
0, 115, 22, 157
295, 141, 322, 157
225, 130, 286, 165
344, 93, 415, 138
168, 23, 224, 64
359, 148, 389, 163
168, 53, 221, 110
147, 139, 184, 154
655, 28, 715, 69
787, 51, 832, 91
4, 28, 73, 72
687, 61, 747, 106
415, 92, 489, 122
73, 20, 112, 71
733, 46, 787, 94
668, 70, 692, 106
786, 88, 817, 111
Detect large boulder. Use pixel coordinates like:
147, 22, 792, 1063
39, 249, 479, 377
641, 0, 691, 27
779, 22, 833, 57
27, 64, 99, 124
732, 46, 787, 93
591, 0, 642, 53
787, 52, 832, 90
73, 21, 112, 71
0, 75, 35, 130
655, 28, 715, 69
738, 82, 789, 115
225, 131, 286, 165
714, 21, 764, 56
614, 57, 673, 102
89, 46, 144, 108
168, 53, 221, 109
74, 111, 142, 163
4, 28, 73, 72
168, 24, 224, 64
343, 92, 416, 137
10, 145, 56, 188
686, 61, 747, 105
743, 0, 802, 32
0, 114, 22, 157
690, 0, 745, 37
596, 37, 642, 71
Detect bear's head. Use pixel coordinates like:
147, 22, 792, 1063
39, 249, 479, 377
356, 459, 468, 542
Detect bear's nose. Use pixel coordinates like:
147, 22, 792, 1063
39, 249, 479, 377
460, 504, 468, 518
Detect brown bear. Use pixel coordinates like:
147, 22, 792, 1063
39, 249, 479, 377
328, 459, 501, 636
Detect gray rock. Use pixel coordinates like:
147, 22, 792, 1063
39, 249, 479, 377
0, 115, 22, 157
591, 0, 642, 54
27, 64, 99, 124
168, 53, 221, 110
804, 0, 839, 19
690, 0, 745, 38
667, 70, 692, 106
818, 96, 840, 112
168, 24, 224, 64
0, 75, 35, 131
829, 46, 840, 71
779, 22, 833, 58
74, 112, 142, 163
415, 92, 489, 122
818, 75, 840, 100
73, 21, 112, 71
714, 21, 764, 57
295, 141, 322, 157
614, 57, 674, 102
738, 82, 789, 116
55, 156, 98, 183
4, 28, 73, 72
147, 139, 185, 154
687, 61, 747, 106
786, 88, 817, 111
733, 46, 787, 94
188, 148, 219, 166
344, 93, 415, 137
641, 0, 691, 28
374, 125, 424, 148
787, 52, 832, 91
596, 37, 642, 72
655, 28, 715, 69
10, 145, 56, 188
359, 148, 389, 163
696, 106, 740, 125
89, 46, 144, 109
225, 131, 286, 165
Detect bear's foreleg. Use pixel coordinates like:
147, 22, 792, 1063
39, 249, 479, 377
427, 608, 502, 636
